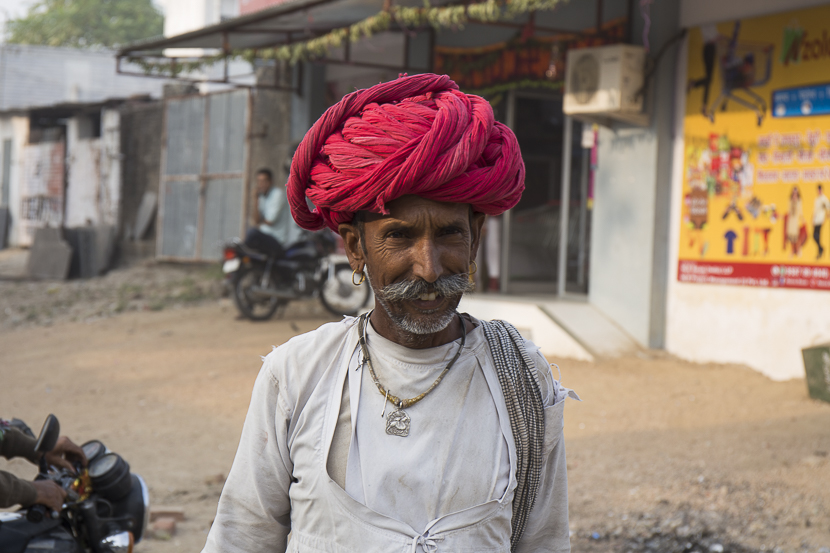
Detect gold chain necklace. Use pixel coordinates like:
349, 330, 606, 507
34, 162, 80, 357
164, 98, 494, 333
357, 312, 466, 437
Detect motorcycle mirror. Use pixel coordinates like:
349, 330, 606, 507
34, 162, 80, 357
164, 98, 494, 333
34, 414, 60, 454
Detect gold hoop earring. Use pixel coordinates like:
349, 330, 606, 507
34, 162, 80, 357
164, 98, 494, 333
352, 268, 366, 286
469, 260, 478, 275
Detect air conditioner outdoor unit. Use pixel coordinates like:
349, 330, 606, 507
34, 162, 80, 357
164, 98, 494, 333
563, 44, 648, 127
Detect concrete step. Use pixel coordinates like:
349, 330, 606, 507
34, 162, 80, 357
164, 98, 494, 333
459, 295, 594, 362
459, 293, 640, 362
537, 299, 640, 358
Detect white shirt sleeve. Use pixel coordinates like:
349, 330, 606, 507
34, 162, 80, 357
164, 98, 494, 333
202, 358, 293, 553
260, 187, 284, 225
515, 349, 574, 553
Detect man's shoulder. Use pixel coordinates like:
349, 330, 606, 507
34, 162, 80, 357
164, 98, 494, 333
260, 317, 358, 392
471, 316, 558, 406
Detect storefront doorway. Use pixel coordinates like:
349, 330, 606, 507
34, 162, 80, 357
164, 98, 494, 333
494, 90, 592, 296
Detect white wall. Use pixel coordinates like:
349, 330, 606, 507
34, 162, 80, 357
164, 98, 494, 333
664, 33, 830, 381
0, 45, 165, 111
588, 0, 680, 348
590, 126, 658, 346
65, 110, 122, 228
0, 116, 29, 247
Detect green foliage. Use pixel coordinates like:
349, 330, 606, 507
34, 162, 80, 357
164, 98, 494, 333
5, 0, 164, 49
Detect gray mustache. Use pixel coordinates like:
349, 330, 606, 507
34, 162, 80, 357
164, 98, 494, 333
379, 273, 474, 302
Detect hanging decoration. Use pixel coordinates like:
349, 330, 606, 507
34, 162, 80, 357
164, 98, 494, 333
640, 0, 654, 52
128, 0, 571, 76
433, 18, 627, 96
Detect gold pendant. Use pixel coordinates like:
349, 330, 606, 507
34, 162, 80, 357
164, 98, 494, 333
385, 409, 410, 437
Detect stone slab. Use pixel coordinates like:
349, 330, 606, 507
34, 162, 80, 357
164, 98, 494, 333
458, 296, 594, 362
26, 228, 72, 280
133, 191, 157, 241
539, 300, 640, 358
65, 226, 115, 279
0, 207, 9, 249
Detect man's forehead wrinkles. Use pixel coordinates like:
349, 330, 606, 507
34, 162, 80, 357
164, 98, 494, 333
373, 211, 468, 230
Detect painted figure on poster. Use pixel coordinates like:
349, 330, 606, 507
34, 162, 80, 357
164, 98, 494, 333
784, 186, 806, 256
812, 184, 830, 259
687, 24, 722, 115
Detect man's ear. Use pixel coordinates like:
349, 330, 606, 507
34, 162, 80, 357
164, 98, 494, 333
469, 212, 487, 263
338, 223, 365, 271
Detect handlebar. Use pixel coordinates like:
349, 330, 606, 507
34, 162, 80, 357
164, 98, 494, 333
25, 504, 59, 523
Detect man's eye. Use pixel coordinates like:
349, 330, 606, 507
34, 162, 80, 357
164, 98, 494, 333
387, 230, 406, 239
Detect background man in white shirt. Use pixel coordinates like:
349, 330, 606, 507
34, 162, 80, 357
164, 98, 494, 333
244, 168, 305, 257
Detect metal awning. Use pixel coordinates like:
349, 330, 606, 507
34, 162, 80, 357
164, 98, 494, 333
116, 0, 628, 89
118, 0, 391, 54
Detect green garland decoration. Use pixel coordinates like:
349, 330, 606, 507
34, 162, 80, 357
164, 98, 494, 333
130, 0, 565, 76
464, 78, 564, 98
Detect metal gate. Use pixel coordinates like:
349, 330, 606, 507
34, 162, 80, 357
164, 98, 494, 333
158, 89, 250, 261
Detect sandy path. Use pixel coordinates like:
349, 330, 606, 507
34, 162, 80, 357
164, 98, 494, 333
2, 301, 829, 552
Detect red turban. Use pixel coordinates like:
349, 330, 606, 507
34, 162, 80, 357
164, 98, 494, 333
287, 73, 525, 231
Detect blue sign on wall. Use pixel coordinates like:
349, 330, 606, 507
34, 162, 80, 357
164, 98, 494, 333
772, 83, 830, 118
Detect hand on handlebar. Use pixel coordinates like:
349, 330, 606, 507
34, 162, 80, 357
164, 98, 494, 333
32, 479, 67, 512
42, 436, 88, 473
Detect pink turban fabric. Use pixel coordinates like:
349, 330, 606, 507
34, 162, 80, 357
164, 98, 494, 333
287, 73, 525, 231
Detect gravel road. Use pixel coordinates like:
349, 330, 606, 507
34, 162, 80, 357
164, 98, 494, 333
1, 264, 828, 553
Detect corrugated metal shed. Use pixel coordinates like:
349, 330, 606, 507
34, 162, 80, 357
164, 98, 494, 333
0, 44, 165, 111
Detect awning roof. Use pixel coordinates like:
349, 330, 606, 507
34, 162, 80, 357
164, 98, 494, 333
119, 0, 445, 56
116, 0, 625, 89
118, 0, 619, 56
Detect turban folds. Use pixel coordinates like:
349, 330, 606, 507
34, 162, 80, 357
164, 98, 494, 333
287, 73, 525, 231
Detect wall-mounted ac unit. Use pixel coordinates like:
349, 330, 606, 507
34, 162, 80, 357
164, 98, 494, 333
563, 44, 648, 127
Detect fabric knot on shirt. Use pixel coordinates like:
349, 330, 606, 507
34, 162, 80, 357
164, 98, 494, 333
410, 534, 443, 553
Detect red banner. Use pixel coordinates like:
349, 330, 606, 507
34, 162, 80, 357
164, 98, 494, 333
433, 19, 627, 96
678, 260, 830, 290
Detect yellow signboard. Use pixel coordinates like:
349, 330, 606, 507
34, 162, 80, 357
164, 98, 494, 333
678, 5, 830, 290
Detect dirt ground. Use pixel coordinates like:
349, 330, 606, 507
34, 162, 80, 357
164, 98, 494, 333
1, 266, 829, 553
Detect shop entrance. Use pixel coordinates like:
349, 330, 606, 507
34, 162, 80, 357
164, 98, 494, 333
495, 90, 592, 296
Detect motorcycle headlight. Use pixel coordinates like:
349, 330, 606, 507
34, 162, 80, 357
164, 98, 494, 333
81, 440, 109, 463
99, 531, 133, 553
89, 453, 132, 501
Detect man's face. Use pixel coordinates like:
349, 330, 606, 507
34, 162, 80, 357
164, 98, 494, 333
340, 196, 485, 343
255, 173, 272, 195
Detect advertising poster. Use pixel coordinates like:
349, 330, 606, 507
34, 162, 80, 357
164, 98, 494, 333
678, 4, 830, 290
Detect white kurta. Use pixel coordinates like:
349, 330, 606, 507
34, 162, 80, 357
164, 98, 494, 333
203, 316, 574, 553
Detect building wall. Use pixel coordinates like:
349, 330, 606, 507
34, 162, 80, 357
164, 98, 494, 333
290, 64, 327, 145
665, 0, 830, 380
159, 0, 238, 36
239, 0, 289, 15
120, 101, 163, 242
0, 45, 164, 111
588, 0, 681, 347
0, 116, 28, 246
64, 110, 121, 229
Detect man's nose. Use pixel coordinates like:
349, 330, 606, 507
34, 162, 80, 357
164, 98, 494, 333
411, 238, 441, 283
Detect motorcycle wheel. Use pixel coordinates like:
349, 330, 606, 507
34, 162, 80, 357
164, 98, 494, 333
319, 263, 371, 317
232, 267, 285, 321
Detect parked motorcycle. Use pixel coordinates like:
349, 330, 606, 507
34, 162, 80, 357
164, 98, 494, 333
222, 231, 371, 321
0, 415, 149, 553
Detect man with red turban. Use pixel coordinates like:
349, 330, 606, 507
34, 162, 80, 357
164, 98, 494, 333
203, 73, 576, 553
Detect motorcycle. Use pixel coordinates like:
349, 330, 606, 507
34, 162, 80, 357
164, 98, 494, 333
0, 415, 149, 553
222, 231, 371, 321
